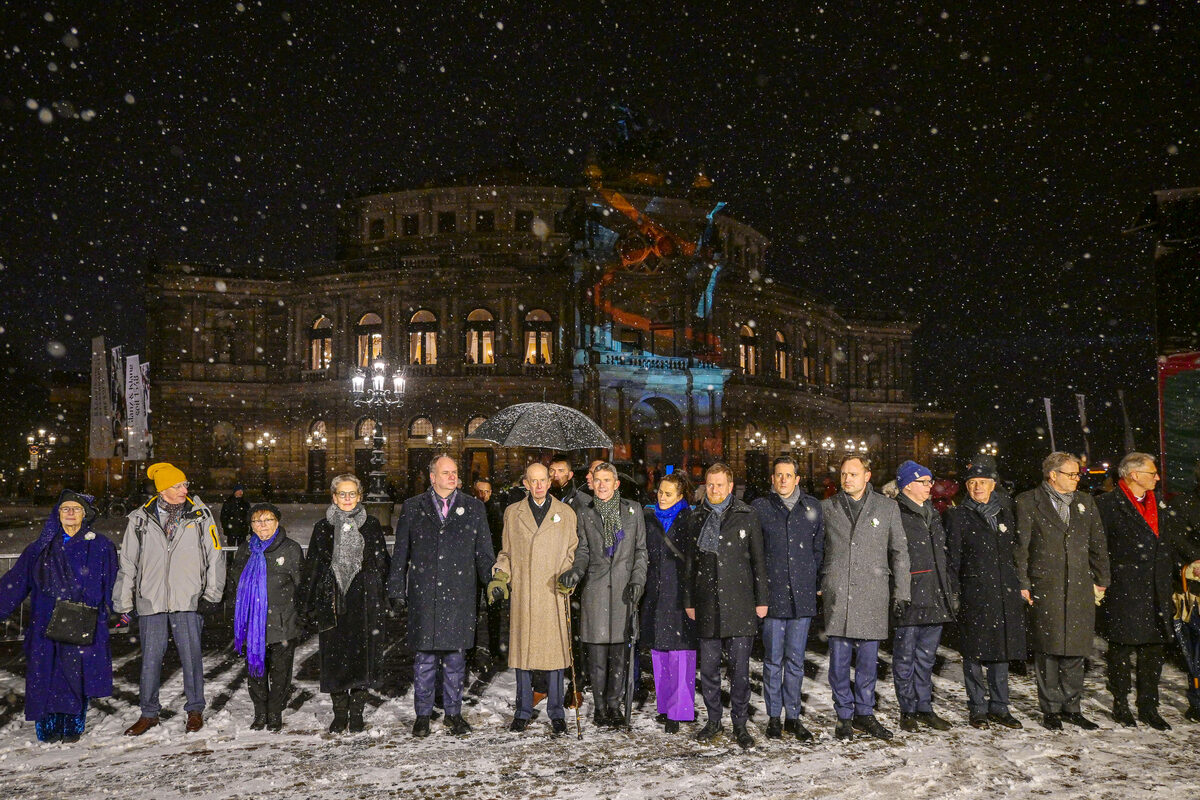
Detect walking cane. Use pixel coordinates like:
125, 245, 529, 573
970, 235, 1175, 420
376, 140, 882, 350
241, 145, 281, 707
564, 595, 584, 739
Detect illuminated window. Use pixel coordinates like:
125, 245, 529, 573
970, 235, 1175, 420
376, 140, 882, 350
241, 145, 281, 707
409, 416, 434, 438
774, 331, 789, 379
309, 316, 333, 370
466, 415, 488, 438
409, 310, 438, 365
465, 308, 495, 365
524, 309, 553, 365
800, 332, 812, 382
355, 313, 383, 368
739, 325, 759, 376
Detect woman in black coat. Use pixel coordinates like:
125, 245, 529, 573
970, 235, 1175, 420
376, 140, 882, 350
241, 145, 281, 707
945, 464, 1027, 728
227, 503, 304, 732
642, 473, 696, 733
298, 474, 391, 734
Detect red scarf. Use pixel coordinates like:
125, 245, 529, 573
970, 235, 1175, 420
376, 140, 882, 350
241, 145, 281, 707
1119, 478, 1159, 536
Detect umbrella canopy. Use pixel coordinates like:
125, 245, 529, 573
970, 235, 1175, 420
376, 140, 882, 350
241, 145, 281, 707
471, 402, 613, 451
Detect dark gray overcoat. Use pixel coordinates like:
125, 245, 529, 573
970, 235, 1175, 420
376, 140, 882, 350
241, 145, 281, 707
571, 496, 648, 644
945, 504, 1027, 661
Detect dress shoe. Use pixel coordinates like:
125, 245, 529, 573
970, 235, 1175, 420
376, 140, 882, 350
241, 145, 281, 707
265, 714, 283, 733
784, 718, 813, 741
656, 713, 668, 726
185, 712, 204, 733
765, 716, 783, 739
509, 717, 529, 733
608, 707, 629, 729
1041, 713, 1063, 730
412, 715, 431, 738
733, 723, 755, 750
1060, 712, 1098, 730
852, 714, 893, 740
445, 714, 472, 736
551, 718, 568, 736
1112, 704, 1137, 727
899, 713, 920, 733
124, 716, 160, 736
250, 711, 267, 731
664, 719, 680, 734
695, 719, 723, 742
593, 708, 611, 727
987, 712, 1022, 729
968, 713, 989, 729
834, 718, 855, 740
532, 691, 547, 707
1138, 708, 1171, 731
915, 711, 952, 731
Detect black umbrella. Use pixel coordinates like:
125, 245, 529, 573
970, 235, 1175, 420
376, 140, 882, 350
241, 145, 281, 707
470, 402, 613, 451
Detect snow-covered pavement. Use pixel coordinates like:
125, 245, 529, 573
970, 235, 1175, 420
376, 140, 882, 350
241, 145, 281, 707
1, 617, 1196, 800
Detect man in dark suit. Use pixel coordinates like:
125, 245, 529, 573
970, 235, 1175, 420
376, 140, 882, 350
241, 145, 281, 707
472, 477, 506, 664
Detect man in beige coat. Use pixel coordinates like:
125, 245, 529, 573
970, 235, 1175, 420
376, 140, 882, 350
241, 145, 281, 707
489, 462, 579, 734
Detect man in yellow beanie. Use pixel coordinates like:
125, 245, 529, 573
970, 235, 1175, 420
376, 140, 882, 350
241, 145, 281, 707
113, 462, 225, 735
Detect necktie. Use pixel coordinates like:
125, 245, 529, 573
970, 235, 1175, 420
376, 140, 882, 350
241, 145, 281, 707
441, 497, 450, 519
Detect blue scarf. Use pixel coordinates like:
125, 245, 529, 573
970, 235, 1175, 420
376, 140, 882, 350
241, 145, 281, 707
234, 529, 279, 677
651, 499, 688, 534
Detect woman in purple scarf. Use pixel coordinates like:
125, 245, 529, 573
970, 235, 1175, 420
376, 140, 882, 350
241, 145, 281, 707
227, 502, 305, 732
0, 490, 118, 742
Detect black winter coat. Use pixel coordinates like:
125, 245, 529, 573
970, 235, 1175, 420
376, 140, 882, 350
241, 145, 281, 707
225, 528, 305, 645
681, 498, 768, 639
751, 492, 824, 619
387, 491, 495, 651
1098, 488, 1200, 645
298, 513, 391, 693
641, 506, 697, 651
945, 504, 1027, 661
896, 497, 955, 627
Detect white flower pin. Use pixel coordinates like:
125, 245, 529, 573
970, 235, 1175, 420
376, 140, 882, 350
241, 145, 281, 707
739, 529, 747, 539
342, 522, 352, 531
552, 513, 561, 523
84, 532, 96, 540
998, 523, 1008, 533
455, 507, 464, 516
276, 556, 285, 566
629, 507, 635, 514
1077, 503, 1086, 514
871, 518, 880, 528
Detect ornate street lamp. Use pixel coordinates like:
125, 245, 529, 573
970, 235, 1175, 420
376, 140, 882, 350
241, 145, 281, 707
746, 430, 768, 452
26, 428, 56, 500
349, 359, 406, 504
425, 426, 453, 450
255, 431, 277, 498
979, 441, 998, 457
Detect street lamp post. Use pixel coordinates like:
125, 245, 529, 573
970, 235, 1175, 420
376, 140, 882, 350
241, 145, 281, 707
255, 431, 277, 499
349, 359, 406, 516
26, 428, 57, 501
305, 430, 328, 498
789, 432, 813, 492
979, 441, 999, 457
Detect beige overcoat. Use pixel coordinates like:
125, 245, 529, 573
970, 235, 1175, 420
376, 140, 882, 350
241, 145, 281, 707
493, 496, 579, 670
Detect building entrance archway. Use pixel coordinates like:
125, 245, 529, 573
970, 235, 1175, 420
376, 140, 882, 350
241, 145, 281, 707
630, 397, 684, 487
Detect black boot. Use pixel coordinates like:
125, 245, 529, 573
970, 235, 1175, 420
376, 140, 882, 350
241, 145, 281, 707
1112, 702, 1137, 727
328, 692, 350, 734
250, 702, 267, 731
348, 690, 368, 733
766, 717, 783, 739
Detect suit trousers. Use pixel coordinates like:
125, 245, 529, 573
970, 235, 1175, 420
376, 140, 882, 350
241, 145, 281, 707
247, 640, 296, 716
699, 636, 752, 727
1034, 652, 1085, 714
762, 616, 812, 719
962, 658, 1010, 715
414, 650, 466, 717
139, 611, 206, 717
586, 642, 627, 712
892, 624, 943, 714
515, 668, 564, 721
1106, 642, 1165, 711
827, 636, 880, 720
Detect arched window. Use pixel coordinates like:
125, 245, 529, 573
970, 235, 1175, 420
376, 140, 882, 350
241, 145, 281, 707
800, 331, 812, 382
307, 420, 328, 449
774, 330, 789, 379
356, 417, 380, 443
409, 416, 434, 439
355, 312, 383, 368
309, 316, 332, 370
524, 309, 553, 365
465, 415, 488, 438
464, 308, 495, 365
739, 324, 759, 376
409, 310, 438, 365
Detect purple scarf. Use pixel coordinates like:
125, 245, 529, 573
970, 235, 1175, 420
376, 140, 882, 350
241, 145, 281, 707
234, 529, 279, 677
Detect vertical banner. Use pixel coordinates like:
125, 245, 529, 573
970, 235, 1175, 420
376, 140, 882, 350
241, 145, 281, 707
1043, 397, 1057, 452
88, 336, 115, 458
1075, 393, 1091, 464
125, 355, 149, 461
1117, 389, 1136, 454
109, 345, 126, 455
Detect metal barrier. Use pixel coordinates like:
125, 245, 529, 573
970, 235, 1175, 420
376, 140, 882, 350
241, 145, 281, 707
0, 554, 27, 643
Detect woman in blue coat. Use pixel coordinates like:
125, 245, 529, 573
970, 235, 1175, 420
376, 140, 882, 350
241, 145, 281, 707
0, 490, 118, 742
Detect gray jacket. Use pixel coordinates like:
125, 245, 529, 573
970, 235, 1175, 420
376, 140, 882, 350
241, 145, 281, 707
571, 496, 649, 644
819, 487, 910, 640
112, 495, 226, 615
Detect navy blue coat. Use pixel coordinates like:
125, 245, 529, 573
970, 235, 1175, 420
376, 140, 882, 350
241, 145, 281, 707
388, 490, 495, 651
896, 497, 955, 627
641, 506, 697, 651
946, 503, 1027, 661
751, 491, 824, 619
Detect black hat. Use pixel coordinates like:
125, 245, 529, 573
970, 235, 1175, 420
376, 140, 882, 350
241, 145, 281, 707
963, 454, 999, 482
248, 502, 282, 522
57, 489, 98, 526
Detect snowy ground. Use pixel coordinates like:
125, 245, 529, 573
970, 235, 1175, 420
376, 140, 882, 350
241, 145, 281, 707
2, 610, 1197, 800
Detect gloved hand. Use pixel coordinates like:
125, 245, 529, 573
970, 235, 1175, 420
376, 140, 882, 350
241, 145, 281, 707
891, 599, 910, 624
622, 583, 643, 605
556, 570, 580, 595
949, 595, 961, 617
389, 595, 406, 614
488, 571, 510, 604
196, 598, 222, 616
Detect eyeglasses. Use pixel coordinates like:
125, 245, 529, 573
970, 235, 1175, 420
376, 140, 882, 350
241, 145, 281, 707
60, 506, 84, 514
1133, 469, 1159, 477
335, 491, 360, 500
912, 478, 934, 486
251, 517, 278, 526
1055, 471, 1081, 479
168, 482, 190, 490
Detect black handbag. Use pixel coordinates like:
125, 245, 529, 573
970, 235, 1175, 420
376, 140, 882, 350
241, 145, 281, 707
45, 599, 99, 646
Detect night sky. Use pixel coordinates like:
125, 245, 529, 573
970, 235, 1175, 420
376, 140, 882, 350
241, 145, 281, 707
2, 2, 1197, 484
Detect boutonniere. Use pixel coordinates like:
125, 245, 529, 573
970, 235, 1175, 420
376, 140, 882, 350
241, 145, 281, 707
998, 523, 1008, 533
629, 507, 635, 515
1077, 503, 1086, 514
84, 532, 96, 541
871, 518, 880, 528
342, 522, 352, 531
276, 556, 286, 566
455, 507, 465, 516
552, 513, 561, 523
739, 529, 747, 539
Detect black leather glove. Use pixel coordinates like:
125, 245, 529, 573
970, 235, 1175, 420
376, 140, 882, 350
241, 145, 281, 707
891, 599, 910, 624
622, 583, 643, 605
389, 595, 406, 614
557, 570, 580, 594
196, 598, 222, 616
